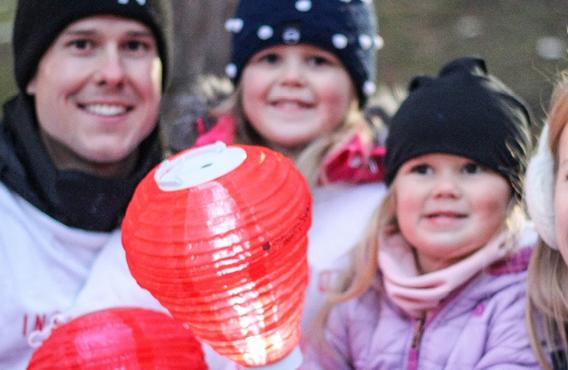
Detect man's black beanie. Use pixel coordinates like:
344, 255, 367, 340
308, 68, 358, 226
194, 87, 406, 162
384, 57, 533, 199
12, 0, 173, 93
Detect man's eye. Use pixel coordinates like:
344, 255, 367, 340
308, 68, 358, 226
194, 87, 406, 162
125, 41, 148, 52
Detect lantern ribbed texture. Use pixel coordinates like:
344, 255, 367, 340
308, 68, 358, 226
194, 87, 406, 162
27, 307, 207, 370
122, 144, 311, 367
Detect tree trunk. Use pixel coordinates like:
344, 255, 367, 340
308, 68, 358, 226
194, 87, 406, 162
161, 0, 238, 150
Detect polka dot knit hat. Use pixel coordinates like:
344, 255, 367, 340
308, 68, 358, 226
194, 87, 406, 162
225, 0, 382, 107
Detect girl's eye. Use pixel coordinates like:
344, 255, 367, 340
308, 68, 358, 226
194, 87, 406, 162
257, 53, 280, 64
410, 164, 432, 175
462, 162, 481, 174
307, 55, 331, 66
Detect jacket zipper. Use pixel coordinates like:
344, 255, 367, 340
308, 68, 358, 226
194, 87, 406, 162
407, 315, 426, 370
403, 275, 483, 370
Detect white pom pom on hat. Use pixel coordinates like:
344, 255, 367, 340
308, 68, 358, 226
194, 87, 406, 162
525, 124, 557, 249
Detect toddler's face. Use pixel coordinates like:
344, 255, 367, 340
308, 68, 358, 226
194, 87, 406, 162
394, 153, 511, 273
555, 125, 568, 264
240, 44, 355, 148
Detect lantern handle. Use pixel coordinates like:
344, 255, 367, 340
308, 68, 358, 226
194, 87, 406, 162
27, 313, 70, 348
243, 346, 303, 370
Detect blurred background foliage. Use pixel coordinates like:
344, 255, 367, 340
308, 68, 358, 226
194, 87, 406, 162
379, 0, 568, 118
0, 0, 15, 108
0, 0, 567, 132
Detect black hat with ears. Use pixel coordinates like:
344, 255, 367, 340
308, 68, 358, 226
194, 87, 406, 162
12, 0, 173, 93
384, 57, 533, 199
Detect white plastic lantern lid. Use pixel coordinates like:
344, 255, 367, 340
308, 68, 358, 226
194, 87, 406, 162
155, 142, 247, 191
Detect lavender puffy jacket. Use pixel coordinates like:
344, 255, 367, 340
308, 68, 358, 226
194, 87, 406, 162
300, 247, 539, 370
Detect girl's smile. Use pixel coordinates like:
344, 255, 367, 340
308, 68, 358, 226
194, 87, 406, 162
423, 210, 468, 228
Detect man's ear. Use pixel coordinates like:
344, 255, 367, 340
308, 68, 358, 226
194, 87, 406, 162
26, 77, 37, 95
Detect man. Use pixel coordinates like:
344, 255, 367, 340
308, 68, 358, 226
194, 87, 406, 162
0, 1, 174, 368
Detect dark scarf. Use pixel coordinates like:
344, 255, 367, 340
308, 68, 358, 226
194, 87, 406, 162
0, 95, 163, 232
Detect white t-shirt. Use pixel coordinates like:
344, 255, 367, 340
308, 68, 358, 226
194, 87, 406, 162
303, 181, 387, 328
0, 183, 229, 369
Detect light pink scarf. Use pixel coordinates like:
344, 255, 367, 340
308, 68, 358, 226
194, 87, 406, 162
378, 228, 513, 317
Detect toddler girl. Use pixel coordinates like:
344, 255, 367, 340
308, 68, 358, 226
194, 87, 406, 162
301, 57, 540, 369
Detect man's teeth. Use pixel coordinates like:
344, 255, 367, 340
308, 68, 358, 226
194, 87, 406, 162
84, 104, 128, 116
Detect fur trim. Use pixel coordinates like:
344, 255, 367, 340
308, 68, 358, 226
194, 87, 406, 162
165, 75, 233, 153
525, 125, 557, 248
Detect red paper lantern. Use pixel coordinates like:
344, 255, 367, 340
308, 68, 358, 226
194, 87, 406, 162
122, 143, 311, 368
27, 307, 207, 370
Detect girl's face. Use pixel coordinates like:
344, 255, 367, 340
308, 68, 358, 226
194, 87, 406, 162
240, 44, 355, 148
555, 125, 568, 262
394, 153, 511, 273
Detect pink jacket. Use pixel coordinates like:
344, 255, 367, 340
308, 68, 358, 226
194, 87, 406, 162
300, 246, 539, 370
194, 114, 386, 184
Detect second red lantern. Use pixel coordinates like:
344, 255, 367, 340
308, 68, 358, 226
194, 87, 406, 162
27, 307, 207, 370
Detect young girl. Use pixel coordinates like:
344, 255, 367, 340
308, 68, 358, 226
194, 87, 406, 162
525, 72, 568, 370
181, 0, 393, 334
301, 57, 540, 369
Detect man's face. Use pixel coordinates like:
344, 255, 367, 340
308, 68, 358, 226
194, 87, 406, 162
26, 15, 162, 176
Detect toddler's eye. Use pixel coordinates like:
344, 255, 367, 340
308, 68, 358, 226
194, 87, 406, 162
410, 164, 432, 175
463, 162, 481, 174
68, 39, 93, 51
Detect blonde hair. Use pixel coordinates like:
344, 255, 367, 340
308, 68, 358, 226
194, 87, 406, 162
527, 72, 568, 370
198, 75, 397, 187
303, 188, 396, 357
328, 188, 396, 302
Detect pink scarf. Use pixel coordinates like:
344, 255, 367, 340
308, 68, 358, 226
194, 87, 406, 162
378, 228, 513, 317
